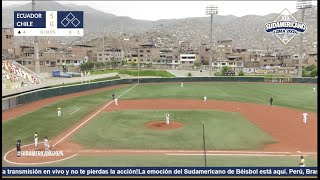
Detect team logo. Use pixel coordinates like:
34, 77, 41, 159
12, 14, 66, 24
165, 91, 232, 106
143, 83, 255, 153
265, 8, 307, 45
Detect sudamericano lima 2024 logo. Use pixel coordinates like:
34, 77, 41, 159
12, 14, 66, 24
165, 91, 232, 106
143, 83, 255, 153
265, 8, 307, 45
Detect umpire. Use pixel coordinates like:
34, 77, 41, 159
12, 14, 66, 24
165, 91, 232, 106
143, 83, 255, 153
16, 139, 21, 157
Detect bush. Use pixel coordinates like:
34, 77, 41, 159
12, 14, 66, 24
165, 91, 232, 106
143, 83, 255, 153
221, 66, 231, 75
302, 65, 317, 77
187, 72, 192, 77
310, 69, 317, 77
306, 64, 316, 71
238, 71, 244, 76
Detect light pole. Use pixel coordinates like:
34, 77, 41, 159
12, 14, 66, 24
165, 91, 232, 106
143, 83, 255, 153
202, 122, 207, 167
32, 0, 40, 74
206, 5, 218, 76
296, 0, 312, 77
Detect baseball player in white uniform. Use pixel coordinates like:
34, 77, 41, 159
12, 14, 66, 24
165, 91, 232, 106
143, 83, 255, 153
34, 132, 38, 148
166, 113, 170, 125
204, 96, 207, 103
57, 107, 62, 117
181, 82, 184, 87
44, 136, 50, 151
302, 112, 308, 124
115, 98, 118, 106
313, 87, 316, 93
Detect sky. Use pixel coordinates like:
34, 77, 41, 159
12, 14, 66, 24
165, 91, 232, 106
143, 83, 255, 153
2, 1, 318, 21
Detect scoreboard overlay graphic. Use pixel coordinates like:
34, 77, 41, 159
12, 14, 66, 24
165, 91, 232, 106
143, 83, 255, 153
14, 11, 83, 36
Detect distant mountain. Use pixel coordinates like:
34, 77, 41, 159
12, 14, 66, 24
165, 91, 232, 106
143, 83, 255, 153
2, 1, 317, 50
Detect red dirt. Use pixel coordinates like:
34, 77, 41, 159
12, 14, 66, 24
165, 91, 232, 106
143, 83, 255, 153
3, 97, 317, 164
144, 121, 183, 130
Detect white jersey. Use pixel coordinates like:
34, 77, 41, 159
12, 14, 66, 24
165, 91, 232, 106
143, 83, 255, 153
204, 96, 207, 101
44, 139, 49, 147
166, 113, 170, 124
303, 113, 308, 119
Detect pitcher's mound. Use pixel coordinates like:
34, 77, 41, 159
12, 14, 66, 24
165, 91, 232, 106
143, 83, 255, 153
145, 121, 183, 130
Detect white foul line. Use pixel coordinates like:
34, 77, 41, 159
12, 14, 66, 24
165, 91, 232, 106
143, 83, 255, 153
52, 83, 138, 147
69, 108, 80, 115
165, 153, 305, 157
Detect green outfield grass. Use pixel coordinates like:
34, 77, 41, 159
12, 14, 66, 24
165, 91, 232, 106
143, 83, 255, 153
69, 110, 276, 150
2, 82, 317, 167
6, 155, 317, 167
122, 82, 317, 112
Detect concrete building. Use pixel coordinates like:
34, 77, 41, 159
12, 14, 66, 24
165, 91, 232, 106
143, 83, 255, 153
216, 40, 233, 59
180, 54, 197, 68
153, 49, 180, 69
179, 41, 190, 50
259, 53, 282, 68
306, 53, 317, 66
125, 48, 139, 65
97, 47, 124, 64
138, 44, 159, 65
2, 28, 15, 59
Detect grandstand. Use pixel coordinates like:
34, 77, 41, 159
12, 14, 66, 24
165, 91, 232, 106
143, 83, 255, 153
2, 60, 45, 90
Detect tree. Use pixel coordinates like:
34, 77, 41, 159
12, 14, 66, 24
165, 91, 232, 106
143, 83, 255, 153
221, 66, 231, 75
302, 69, 309, 77
80, 61, 94, 71
110, 57, 118, 70
121, 60, 127, 66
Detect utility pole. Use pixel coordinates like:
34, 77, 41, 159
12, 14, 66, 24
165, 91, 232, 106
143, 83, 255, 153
32, 0, 40, 74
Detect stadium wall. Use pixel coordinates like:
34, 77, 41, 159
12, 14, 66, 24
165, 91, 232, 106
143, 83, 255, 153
2, 77, 316, 111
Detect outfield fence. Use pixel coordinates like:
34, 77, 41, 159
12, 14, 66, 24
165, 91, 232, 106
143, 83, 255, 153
2, 77, 317, 111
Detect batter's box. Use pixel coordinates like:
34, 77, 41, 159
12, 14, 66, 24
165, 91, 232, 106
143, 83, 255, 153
71, 18, 80, 27
66, 13, 75, 21
61, 18, 70, 27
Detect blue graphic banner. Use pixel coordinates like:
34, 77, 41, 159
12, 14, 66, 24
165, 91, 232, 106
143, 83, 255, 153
2, 167, 318, 177
14, 11, 46, 28
57, 11, 83, 28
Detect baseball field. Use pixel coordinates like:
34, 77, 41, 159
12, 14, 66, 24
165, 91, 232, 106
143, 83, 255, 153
2, 82, 317, 167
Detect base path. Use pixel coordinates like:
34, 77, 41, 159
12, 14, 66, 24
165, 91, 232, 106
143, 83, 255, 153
3, 99, 317, 165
